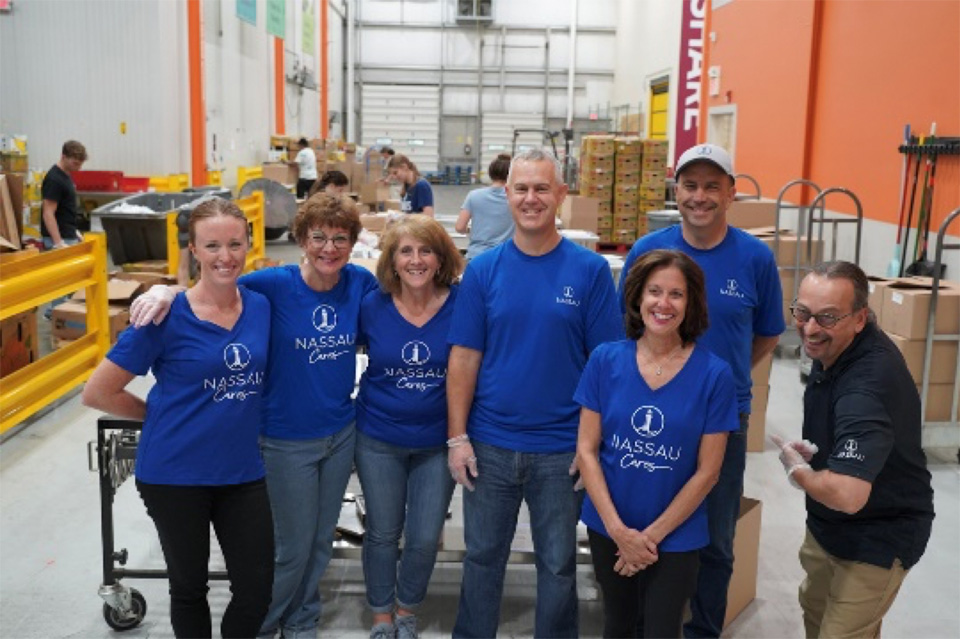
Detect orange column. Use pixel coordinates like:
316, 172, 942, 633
187, 0, 207, 186
799, 0, 824, 205
320, 0, 329, 138
275, 37, 285, 135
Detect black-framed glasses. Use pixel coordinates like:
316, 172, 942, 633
789, 301, 856, 328
309, 233, 351, 250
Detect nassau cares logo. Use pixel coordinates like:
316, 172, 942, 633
312, 304, 338, 333
402, 340, 431, 366
223, 343, 251, 371
631, 405, 665, 438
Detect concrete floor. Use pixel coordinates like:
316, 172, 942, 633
3, 185, 958, 638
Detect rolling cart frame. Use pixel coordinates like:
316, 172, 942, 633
919, 207, 960, 451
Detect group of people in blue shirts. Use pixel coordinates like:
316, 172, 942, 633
84, 143, 785, 639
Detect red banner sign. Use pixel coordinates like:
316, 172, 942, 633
674, 0, 706, 165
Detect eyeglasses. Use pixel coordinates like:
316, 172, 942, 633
308, 233, 351, 250
789, 302, 857, 328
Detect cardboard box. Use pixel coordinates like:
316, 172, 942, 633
867, 276, 897, 324
612, 214, 638, 231
597, 229, 613, 243
748, 385, 769, 453
2, 172, 25, 243
581, 134, 616, 155
615, 169, 641, 185
639, 184, 666, 201
579, 183, 613, 201
384, 199, 403, 211
614, 136, 643, 156
639, 200, 667, 214
612, 229, 637, 244
614, 192, 639, 207
727, 199, 778, 229
596, 215, 614, 230
120, 260, 169, 274
559, 196, 600, 233
887, 332, 958, 385
597, 200, 613, 216
723, 497, 762, 628
642, 139, 669, 157
641, 155, 667, 171
917, 384, 960, 422
747, 228, 824, 268
641, 170, 667, 188
881, 278, 960, 339
751, 351, 774, 387
579, 169, 615, 187
360, 183, 391, 205
261, 162, 299, 185
51, 302, 130, 344
0, 308, 38, 377
111, 271, 178, 288
349, 257, 379, 274
614, 155, 641, 173
72, 278, 142, 305
359, 214, 389, 232
614, 200, 639, 216
581, 155, 614, 173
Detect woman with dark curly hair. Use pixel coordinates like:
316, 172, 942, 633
574, 249, 739, 638
129, 194, 378, 638
355, 216, 464, 639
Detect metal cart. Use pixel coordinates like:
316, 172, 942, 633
733, 173, 762, 200
797, 188, 864, 380
919, 207, 960, 452
774, 179, 826, 357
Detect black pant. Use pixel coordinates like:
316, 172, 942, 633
137, 479, 275, 638
296, 178, 316, 199
588, 529, 700, 638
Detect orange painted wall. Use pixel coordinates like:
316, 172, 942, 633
707, 0, 959, 235
706, 0, 817, 197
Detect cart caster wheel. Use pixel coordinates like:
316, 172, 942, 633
103, 589, 146, 631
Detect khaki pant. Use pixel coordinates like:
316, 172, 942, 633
798, 528, 909, 638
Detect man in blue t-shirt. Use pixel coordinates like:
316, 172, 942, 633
619, 143, 784, 638
447, 148, 623, 638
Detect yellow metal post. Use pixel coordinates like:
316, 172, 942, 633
166, 211, 180, 278
237, 192, 266, 271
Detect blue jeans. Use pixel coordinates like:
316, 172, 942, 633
453, 440, 582, 639
684, 414, 748, 639
42, 236, 81, 319
258, 424, 356, 638
354, 431, 455, 613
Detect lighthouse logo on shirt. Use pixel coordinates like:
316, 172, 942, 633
312, 304, 338, 332
556, 285, 581, 307
609, 404, 680, 472
837, 438, 865, 462
402, 340, 431, 366
720, 278, 744, 299
224, 343, 251, 371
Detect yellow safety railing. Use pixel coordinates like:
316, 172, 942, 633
164, 192, 266, 279
149, 173, 190, 193
0, 235, 110, 434
237, 166, 262, 192
207, 170, 223, 186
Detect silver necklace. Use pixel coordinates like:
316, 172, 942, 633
640, 341, 684, 376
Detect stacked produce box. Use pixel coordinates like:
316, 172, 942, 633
578, 135, 615, 242
639, 139, 668, 221
613, 137, 642, 244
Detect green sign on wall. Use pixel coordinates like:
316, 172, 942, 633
236, 0, 255, 25
303, 0, 315, 54
266, 0, 285, 39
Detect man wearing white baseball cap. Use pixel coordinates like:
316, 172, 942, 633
618, 143, 784, 638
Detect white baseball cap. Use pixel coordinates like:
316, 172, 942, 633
675, 143, 735, 179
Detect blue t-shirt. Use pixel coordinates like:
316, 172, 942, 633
448, 238, 625, 453
401, 178, 434, 214
575, 340, 738, 551
107, 287, 270, 485
240, 263, 378, 439
618, 225, 784, 413
356, 287, 458, 448
460, 186, 515, 259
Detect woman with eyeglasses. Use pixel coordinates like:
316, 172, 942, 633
130, 194, 378, 638
575, 249, 739, 638
354, 216, 464, 639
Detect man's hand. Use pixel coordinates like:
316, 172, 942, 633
448, 442, 479, 491
770, 434, 813, 489
129, 285, 177, 327
568, 457, 584, 491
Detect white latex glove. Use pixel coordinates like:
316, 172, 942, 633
770, 434, 812, 489
130, 285, 176, 327
569, 457, 584, 491
448, 442, 479, 491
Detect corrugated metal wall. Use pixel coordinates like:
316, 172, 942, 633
360, 85, 440, 172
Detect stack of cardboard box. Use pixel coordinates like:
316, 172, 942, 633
612, 137, 642, 244
745, 227, 825, 324
638, 139, 668, 224
748, 351, 774, 452
579, 135, 616, 241
878, 277, 960, 422
51, 278, 147, 347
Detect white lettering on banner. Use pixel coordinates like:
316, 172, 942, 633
674, 0, 706, 162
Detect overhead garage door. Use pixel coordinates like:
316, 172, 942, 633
360, 85, 440, 172
480, 112, 546, 181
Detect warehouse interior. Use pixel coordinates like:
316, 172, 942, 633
1, 0, 959, 638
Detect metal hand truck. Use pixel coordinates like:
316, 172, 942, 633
92, 416, 231, 631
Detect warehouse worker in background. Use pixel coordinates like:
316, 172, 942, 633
772, 261, 933, 639
455, 153, 515, 260
289, 137, 318, 199
41, 139, 86, 250
446, 148, 623, 638
388, 154, 434, 217
618, 143, 784, 638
